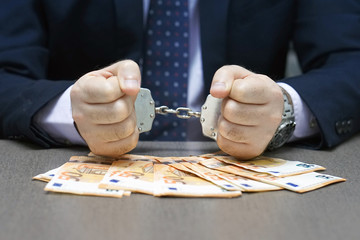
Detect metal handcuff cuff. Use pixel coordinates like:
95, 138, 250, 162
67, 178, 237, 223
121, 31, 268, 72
134, 88, 221, 140
134, 87, 296, 150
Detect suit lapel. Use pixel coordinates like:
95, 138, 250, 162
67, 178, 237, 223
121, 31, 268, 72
112, 0, 144, 61
199, 0, 230, 91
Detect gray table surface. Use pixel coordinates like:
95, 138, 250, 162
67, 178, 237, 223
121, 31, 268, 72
1, 137, 359, 240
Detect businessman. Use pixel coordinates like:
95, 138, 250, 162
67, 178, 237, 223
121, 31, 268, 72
0, 0, 359, 159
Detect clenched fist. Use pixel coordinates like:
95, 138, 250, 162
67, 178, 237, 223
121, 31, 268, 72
210, 65, 284, 160
70, 60, 141, 157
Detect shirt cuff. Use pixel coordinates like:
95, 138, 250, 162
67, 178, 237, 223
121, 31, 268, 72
33, 85, 86, 146
277, 82, 320, 142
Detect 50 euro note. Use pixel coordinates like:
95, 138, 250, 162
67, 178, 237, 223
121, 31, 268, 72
33, 167, 61, 182
200, 152, 325, 177
178, 161, 243, 191
99, 160, 155, 195
197, 158, 282, 192
156, 157, 239, 190
153, 163, 242, 198
33, 155, 118, 183
198, 158, 345, 193
44, 162, 130, 198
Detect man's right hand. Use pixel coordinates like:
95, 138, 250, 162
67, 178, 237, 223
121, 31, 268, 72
70, 60, 141, 157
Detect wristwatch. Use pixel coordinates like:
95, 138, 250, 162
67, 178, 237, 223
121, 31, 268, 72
267, 87, 296, 151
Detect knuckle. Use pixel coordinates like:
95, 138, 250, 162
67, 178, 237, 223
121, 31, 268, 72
272, 84, 283, 98
214, 65, 235, 78
215, 65, 229, 74
118, 59, 140, 75
72, 112, 85, 123
255, 74, 271, 81
70, 85, 81, 100
218, 120, 246, 142
83, 85, 98, 100
223, 64, 237, 72
116, 116, 137, 139
218, 119, 231, 138
121, 59, 137, 67
114, 97, 133, 121
232, 79, 248, 95
100, 98, 133, 124
127, 113, 138, 131
222, 99, 238, 121
223, 99, 260, 125
101, 82, 118, 100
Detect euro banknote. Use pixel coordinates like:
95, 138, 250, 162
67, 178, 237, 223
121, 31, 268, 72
153, 163, 242, 198
99, 160, 155, 195
198, 157, 345, 193
201, 152, 325, 177
44, 162, 129, 198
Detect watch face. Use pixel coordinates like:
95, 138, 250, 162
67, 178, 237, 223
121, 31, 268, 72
281, 124, 295, 137
269, 121, 296, 150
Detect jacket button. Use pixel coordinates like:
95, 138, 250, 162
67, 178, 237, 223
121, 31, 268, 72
346, 120, 353, 133
336, 121, 343, 135
336, 119, 353, 135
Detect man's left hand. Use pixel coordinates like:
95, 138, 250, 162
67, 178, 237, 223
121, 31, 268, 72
210, 65, 284, 160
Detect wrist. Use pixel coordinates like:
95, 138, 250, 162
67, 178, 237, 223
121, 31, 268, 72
277, 82, 320, 142
33, 85, 86, 145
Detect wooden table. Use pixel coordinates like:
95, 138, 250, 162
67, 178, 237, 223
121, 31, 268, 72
1, 137, 359, 240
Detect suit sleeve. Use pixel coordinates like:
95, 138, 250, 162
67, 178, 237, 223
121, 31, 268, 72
0, 0, 73, 147
284, 0, 360, 148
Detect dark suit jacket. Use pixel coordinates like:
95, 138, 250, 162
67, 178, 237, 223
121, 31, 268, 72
0, 0, 359, 148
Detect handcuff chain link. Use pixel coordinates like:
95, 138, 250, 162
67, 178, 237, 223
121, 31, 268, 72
155, 106, 201, 119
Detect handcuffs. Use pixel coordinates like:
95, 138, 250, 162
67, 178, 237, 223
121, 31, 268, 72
134, 87, 295, 149
134, 88, 222, 141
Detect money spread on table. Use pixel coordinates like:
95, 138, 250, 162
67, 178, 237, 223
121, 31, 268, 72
33, 151, 346, 198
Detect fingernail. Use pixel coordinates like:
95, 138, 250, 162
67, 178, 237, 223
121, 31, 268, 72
124, 79, 139, 89
212, 82, 226, 90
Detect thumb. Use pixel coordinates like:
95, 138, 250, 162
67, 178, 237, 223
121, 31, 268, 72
104, 60, 141, 96
210, 65, 253, 98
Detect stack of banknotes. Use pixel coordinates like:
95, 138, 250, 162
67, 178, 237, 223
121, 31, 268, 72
33, 152, 346, 198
